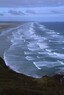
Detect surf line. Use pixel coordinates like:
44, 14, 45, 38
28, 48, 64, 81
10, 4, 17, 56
33, 62, 41, 70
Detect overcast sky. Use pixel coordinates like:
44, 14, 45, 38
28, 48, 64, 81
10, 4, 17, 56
0, 0, 64, 7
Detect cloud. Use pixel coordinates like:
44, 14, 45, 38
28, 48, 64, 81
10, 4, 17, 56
0, 6, 64, 22
26, 10, 36, 14
8, 10, 25, 15
0, 0, 64, 7
0, 13, 4, 16
51, 10, 61, 14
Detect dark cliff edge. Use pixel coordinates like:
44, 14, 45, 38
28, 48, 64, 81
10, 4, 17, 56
0, 57, 64, 95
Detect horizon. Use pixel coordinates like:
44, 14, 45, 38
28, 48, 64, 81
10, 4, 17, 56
0, 0, 64, 22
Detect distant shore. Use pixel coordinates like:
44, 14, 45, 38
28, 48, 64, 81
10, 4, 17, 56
0, 22, 21, 30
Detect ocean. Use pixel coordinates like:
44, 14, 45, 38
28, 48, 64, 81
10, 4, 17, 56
0, 22, 64, 78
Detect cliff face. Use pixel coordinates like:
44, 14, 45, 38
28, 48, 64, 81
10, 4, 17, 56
0, 57, 64, 95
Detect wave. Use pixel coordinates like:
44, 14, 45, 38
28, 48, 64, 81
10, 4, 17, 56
2, 22, 64, 78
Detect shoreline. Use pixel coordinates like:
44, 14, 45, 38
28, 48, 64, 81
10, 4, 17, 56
0, 22, 64, 94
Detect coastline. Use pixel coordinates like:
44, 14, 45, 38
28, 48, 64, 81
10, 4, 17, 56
0, 23, 64, 95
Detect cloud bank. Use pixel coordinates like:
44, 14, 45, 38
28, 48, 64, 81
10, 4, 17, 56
0, 0, 64, 7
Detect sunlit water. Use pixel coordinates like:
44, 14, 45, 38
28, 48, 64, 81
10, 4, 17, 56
0, 22, 64, 78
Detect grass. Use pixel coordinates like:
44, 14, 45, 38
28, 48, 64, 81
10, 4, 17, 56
0, 57, 64, 95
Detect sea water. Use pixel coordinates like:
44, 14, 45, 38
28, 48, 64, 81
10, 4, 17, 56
0, 22, 64, 78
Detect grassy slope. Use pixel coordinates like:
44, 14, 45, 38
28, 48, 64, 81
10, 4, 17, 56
0, 57, 64, 95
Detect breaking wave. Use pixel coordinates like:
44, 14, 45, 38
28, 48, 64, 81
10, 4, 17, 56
1, 22, 64, 78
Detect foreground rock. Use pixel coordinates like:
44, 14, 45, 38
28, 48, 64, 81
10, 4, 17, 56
0, 57, 64, 95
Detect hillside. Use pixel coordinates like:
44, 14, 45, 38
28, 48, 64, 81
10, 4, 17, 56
0, 57, 64, 95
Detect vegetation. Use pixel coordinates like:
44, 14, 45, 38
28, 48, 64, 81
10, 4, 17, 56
0, 57, 64, 95
0, 23, 20, 30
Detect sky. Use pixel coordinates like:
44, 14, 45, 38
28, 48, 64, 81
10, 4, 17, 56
0, 0, 64, 7
0, 0, 64, 22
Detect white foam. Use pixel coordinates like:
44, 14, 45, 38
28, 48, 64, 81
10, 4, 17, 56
48, 32, 63, 41
33, 61, 64, 69
24, 51, 32, 55
33, 62, 41, 70
38, 24, 49, 31
28, 47, 40, 51
51, 34, 60, 38
4, 52, 10, 66
24, 51, 37, 55
38, 37, 47, 42
25, 56, 34, 61
38, 51, 47, 55
57, 33, 60, 35
27, 42, 40, 51
47, 30, 56, 34
37, 42, 48, 49
57, 60, 64, 65
47, 52, 64, 59
45, 49, 52, 52
53, 52, 64, 58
